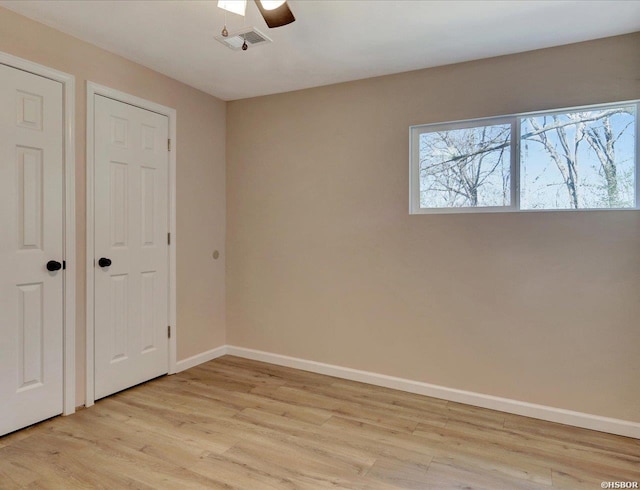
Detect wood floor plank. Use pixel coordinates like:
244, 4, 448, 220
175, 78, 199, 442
233, 407, 378, 470
444, 401, 507, 429
288, 382, 449, 430
0, 355, 638, 489
217, 444, 399, 490
189, 451, 297, 490
422, 417, 640, 475
328, 415, 553, 486
423, 458, 551, 490
503, 413, 640, 457
250, 384, 421, 433
364, 455, 432, 490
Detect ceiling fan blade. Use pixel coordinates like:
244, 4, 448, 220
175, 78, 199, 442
254, 0, 295, 28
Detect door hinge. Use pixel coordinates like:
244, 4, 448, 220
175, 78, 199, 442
168, 138, 171, 151
168, 326, 171, 339
167, 232, 171, 245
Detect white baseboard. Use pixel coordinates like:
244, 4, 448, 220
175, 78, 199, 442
225, 345, 640, 439
172, 344, 640, 438
175, 345, 228, 373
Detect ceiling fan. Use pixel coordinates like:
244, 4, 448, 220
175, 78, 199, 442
218, 0, 295, 28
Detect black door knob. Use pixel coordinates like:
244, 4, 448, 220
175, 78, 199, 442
98, 257, 112, 268
46, 260, 62, 272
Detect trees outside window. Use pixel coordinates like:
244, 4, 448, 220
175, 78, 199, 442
410, 102, 637, 213
520, 107, 635, 210
419, 123, 511, 208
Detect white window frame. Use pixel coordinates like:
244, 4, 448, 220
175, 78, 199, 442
410, 100, 640, 214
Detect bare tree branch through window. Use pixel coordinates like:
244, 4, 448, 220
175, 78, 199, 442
412, 103, 637, 212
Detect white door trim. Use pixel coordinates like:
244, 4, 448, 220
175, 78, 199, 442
0, 52, 76, 416
85, 82, 177, 407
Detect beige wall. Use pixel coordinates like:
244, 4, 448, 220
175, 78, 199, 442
0, 7, 226, 405
227, 33, 640, 422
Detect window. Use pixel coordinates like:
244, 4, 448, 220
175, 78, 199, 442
410, 101, 638, 213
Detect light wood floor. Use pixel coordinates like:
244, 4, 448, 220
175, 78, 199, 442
1, 356, 639, 489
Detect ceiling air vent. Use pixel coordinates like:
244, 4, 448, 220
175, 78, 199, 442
215, 27, 272, 50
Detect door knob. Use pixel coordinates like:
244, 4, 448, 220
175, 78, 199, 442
46, 260, 62, 272
98, 257, 112, 268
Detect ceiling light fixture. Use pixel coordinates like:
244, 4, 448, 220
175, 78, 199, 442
218, 0, 246, 37
217, 0, 246, 17
259, 0, 286, 10
254, 0, 295, 28
217, 0, 295, 29
216, 0, 295, 48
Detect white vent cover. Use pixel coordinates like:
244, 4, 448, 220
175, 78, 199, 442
215, 27, 272, 50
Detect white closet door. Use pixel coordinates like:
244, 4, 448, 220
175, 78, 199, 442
0, 64, 64, 436
93, 95, 169, 400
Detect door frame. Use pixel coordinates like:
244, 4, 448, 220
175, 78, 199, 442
0, 52, 76, 416
85, 82, 177, 407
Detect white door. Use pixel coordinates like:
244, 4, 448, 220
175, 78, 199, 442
93, 95, 169, 400
0, 64, 64, 436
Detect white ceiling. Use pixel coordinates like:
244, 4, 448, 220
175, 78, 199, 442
2, 0, 640, 101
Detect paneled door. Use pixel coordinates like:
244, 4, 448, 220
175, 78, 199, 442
0, 64, 64, 436
93, 95, 169, 400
